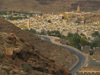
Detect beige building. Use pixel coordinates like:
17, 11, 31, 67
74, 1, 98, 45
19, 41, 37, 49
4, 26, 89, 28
61, 31, 69, 36
71, 28, 78, 34
27, 19, 30, 29
83, 31, 93, 38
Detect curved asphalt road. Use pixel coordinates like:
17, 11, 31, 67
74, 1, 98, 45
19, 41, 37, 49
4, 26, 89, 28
39, 36, 86, 75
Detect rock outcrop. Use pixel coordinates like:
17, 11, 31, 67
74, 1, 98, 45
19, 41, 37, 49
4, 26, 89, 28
0, 32, 71, 75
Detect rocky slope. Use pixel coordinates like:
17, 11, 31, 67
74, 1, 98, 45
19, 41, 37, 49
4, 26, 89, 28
0, 17, 75, 68
0, 0, 100, 13
0, 32, 71, 75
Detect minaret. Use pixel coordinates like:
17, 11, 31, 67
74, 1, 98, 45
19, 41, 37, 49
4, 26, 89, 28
27, 19, 30, 29
6, 8, 8, 18
77, 5, 80, 12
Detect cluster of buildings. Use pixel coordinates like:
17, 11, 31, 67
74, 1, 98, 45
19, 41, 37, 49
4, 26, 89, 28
2, 5, 100, 42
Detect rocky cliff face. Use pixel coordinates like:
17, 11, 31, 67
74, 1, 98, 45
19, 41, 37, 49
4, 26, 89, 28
0, 32, 71, 75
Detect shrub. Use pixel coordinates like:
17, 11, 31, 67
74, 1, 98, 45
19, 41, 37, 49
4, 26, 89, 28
0, 53, 4, 59
3, 67, 10, 74
22, 63, 32, 73
3, 67, 9, 72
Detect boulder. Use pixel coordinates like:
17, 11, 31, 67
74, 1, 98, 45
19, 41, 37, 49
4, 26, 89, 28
2, 66, 9, 70
5, 50, 13, 56
12, 69, 19, 74
60, 67, 71, 75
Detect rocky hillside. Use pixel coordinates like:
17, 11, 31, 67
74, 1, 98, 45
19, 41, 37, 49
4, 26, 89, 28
0, 32, 71, 75
0, 0, 100, 13
0, 17, 75, 67
0, 17, 75, 72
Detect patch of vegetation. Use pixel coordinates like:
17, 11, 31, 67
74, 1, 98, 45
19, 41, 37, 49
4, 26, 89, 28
92, 31, 99, 37
89, 40, 100, 49
0, 53, 4, 59
3, 67, 9, 72
3, 67, 10, 75
8, 16, 23, 20
26, 28, 100, 50
0, 11, 7, 15
22, 63, 32, 73
26, 28, 36, 34
47, 30, 61, 37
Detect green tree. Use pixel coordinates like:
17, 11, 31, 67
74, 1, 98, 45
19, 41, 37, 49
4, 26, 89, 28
89, 50, 94, 55
22, 63, 32, 73
0, 11, 7, 15
74, 33, 80, 38
89, 40, 99, 49
67, 32, 73, 39
80, 38, 89, 46
69, 36, 80, 49
8, 16, 23, 20
47, 30, 61, 37
25, 29, 29, 31
54, 30, 61, 37
47, 30, 51, 35
29, 28, 36, 34
91, 31, 99, 37
40, 31, 45, 35
80, 33, 85, 36
0, 53, 4, 59
61, 35, 68, 40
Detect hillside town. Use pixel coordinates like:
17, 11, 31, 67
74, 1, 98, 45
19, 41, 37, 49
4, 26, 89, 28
1, 0, 100, 75
1, 5, 100, 75
1, 6, 99, 41
0, 6, 100, 46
